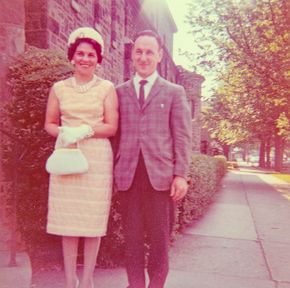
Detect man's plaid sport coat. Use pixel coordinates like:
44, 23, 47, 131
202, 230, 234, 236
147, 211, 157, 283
114, 76, 192, 191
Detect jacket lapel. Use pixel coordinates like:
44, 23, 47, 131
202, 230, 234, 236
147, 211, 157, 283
124, 76, 165, 111
142, 76, 164, 111
125, 79, 140, 109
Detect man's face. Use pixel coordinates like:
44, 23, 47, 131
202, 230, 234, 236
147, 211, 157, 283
132, 35, 163, 78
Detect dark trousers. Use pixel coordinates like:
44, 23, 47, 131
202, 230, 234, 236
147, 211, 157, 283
120, 154, 173, 288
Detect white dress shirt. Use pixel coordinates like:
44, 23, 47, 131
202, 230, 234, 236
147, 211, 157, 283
133, 71, 158, 100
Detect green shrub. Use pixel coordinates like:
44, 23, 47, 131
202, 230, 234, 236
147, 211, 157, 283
175, 154, 227, 232
2, 46, 127, 268
1, 46, 73, 268
214, 155, 228, 178
96, 194, 125, 267
2, 46, 227, 269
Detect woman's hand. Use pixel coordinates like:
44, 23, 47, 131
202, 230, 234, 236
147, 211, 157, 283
60, 125, 93, 146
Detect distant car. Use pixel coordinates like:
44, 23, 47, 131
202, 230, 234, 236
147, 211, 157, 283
249, 156, 259, 166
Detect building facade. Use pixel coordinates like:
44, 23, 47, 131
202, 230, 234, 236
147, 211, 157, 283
0, 0, 204, 204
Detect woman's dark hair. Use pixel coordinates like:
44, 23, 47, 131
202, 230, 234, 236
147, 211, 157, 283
67, 38, 103, 63
133, 30, 163, 49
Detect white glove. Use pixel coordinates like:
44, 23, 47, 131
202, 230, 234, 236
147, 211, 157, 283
58, 124, 94, 147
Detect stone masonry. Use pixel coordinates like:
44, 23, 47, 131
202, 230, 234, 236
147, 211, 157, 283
0, 0, 204, 198
0, 1, 205, 249
177, 66, 205, 152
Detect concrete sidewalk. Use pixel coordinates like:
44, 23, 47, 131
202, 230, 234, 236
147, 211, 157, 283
4, 167, 290, 288
0, 212, 31, 288
168, 168, 290, 288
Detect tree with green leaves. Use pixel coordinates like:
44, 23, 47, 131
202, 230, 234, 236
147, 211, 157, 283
186, 0, 290, 171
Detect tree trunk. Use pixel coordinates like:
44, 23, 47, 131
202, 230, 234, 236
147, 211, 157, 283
265, 139, 272, 168
259, 139, 266, 168
223, 144, 230, 160
274, 133, 284, 172
242, 143, 249, 161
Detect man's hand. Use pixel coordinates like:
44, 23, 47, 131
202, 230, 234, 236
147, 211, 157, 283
170, 176, 188, 202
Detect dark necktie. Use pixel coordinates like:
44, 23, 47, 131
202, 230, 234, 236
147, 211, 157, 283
139, 80, 148, 108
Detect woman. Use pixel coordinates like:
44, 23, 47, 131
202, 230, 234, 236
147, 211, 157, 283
44, 27, 118, 288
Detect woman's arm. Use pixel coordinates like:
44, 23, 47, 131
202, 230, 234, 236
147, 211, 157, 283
44, 88, 60, 138
92, 84, 119, 138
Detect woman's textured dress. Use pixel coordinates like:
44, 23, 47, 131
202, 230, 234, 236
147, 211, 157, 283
47, 77, 114, 237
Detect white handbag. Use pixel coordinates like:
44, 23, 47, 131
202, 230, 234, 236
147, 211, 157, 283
45, 148, 89, 175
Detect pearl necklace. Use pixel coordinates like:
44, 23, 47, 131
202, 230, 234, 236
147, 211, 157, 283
72, 75, 97, 93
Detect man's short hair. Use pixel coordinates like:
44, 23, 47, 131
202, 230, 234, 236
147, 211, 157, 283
133, 30, 163, 49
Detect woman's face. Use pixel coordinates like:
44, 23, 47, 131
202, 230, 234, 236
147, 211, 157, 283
72, 42, 99, 77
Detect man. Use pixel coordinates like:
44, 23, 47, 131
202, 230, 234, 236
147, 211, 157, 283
115, 30, 192, 288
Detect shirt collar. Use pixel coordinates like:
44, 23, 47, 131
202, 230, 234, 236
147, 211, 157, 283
134, 71, 158, 86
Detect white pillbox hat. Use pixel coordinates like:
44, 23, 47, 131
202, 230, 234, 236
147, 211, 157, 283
68, 27, 104, 52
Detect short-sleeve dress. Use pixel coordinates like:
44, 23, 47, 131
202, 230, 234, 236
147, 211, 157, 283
46, 76, 113, 237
